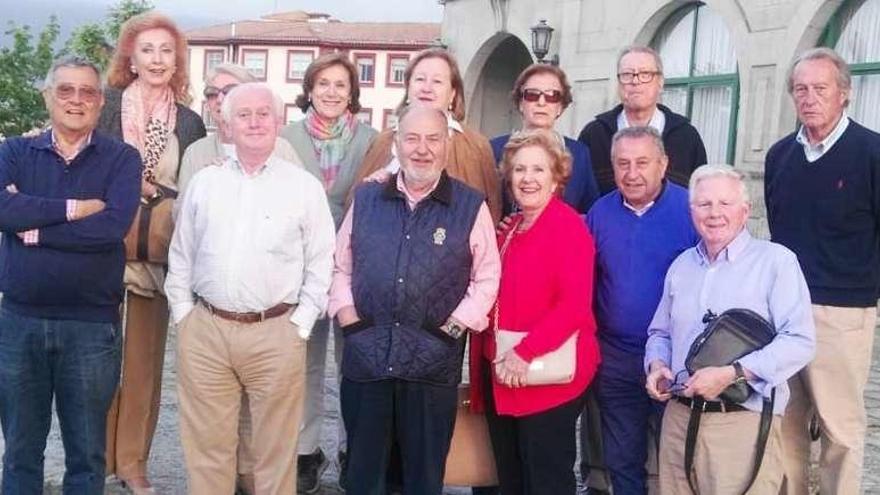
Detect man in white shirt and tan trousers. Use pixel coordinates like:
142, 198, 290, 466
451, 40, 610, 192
165, 82, 335, 494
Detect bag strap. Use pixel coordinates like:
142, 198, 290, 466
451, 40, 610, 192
492, 218, 521, 334
683, 389, 776, 494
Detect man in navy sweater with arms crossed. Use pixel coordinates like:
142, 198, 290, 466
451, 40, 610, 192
0, 56, 141, 494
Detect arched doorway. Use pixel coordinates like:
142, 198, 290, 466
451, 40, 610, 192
465, 34, 533, 137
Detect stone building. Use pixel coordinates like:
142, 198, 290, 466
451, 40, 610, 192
185, 11, 440, 131
442, 0, 880, 230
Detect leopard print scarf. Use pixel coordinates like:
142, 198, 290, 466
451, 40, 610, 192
121, 79, 177, 182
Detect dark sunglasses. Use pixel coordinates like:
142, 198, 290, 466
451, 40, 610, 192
521, 88, 563, 104
203, 83, 239, 100
664, 369, 690, 395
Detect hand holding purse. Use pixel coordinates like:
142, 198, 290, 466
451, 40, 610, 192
124, 183, 177, 264
492, 218, 577, 386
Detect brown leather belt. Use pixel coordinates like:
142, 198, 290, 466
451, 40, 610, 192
199, 298, 294, 324
675, 395, 747, 413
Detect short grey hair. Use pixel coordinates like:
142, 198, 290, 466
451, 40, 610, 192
617, 45, 664, 76
205, 63, 256, 86
787, 47, 852, 105
395, 105, 448, 136
220, 82, 284, 123
43, 56, 103, 92
611, 126, 666, 160
688, 164, 749, 203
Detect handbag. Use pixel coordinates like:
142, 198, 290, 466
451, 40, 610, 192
124, 183, 177, 263
492, 219, 577, 386
681, 308, 776, 495
443, 385, 498, 487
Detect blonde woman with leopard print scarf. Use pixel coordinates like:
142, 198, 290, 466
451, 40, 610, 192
97, 12, 206, 494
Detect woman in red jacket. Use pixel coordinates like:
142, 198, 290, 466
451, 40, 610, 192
469, 129, 600, 495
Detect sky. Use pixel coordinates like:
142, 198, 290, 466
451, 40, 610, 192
0, 0, 444, 47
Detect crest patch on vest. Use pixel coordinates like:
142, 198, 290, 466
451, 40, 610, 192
432, 227, 447, 246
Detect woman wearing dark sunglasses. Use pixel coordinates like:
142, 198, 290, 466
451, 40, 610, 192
490, 64, 600, 215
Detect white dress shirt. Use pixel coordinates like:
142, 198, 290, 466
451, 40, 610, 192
795, 113, 850, 162
165, 155, 336, 338
618, 107, 666, 134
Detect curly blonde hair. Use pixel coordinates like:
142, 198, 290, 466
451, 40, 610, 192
500, 128, 572, 198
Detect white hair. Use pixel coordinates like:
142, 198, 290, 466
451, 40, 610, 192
220, 82, 284, 123
688, 164, 750, 203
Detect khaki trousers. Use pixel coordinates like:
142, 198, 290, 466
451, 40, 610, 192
781, 304, 877, 495
658, 400, 784, 495
105, 292, 169, 479
177, 304, 306, 495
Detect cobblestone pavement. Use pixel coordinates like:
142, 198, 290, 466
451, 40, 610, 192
3, 322, 880, 494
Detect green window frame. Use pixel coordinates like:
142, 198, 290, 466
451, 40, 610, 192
651, 3, 740, 165
819, 0, 880, 133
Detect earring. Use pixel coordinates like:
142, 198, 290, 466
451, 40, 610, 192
130, 65, 137, 74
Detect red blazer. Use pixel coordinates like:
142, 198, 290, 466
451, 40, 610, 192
469, 197, 600, 417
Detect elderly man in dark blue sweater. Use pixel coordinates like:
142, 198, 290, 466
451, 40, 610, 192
585, 126, 698, 494
766, 47, 880, 495
0, 57, 141, 493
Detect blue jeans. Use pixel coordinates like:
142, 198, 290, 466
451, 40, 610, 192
0, 306, 121, 494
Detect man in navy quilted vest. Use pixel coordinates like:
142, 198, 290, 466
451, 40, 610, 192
329, 105, 500, 494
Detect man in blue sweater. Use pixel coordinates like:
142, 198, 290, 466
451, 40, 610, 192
0, 57, 141, 493
585, 126, 698, 494
766, 47, 880, 495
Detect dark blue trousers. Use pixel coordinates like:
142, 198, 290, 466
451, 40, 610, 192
0, 305, 121, 495
340, 377, 458, 495
593, 342, 664, 495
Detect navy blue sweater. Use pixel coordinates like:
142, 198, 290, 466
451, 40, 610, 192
586, 183, 698, 354
765, 120, 880, 307
0, 130, 142, 322
491, 134, 600, 214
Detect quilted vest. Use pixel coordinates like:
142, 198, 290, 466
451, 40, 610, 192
346, 172, 484, 385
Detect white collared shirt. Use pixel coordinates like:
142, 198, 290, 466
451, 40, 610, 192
165, 155, 336, 337
623, 199, 655, 217
618, 107, 666, 134
795, 113, 850, 163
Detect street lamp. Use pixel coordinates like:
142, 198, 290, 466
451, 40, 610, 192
530, 19, 555, 64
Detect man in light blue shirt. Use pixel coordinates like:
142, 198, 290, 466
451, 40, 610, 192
645, 164, 815, 494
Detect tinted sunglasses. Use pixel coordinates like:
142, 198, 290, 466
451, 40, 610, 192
203, 83, 238, 100
521, 88, 563, 104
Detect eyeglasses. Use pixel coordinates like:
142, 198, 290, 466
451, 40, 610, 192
521, 88, 563, 104
203, 83, 238, 100
53, 84, 101, 103
617, 71, 660, 84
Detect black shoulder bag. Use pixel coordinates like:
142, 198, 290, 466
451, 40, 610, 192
682, 308, 776, 494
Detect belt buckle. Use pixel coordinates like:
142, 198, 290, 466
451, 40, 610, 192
720, 401, 727, 413
258, 309, 267, 322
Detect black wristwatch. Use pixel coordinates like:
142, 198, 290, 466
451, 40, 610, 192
732, 361, 747, 384
441, 320, 467, 339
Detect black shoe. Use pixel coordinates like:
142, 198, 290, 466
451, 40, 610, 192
337, 450, 348, 491
297, 448, 329, 494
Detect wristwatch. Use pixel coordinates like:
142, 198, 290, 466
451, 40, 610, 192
732, 361, 747, 384
441, 319, 467, 339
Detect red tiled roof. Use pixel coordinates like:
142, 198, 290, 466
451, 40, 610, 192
186, 14, 440, 49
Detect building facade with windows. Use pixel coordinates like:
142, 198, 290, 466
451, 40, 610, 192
185, 11, 440, 131
442, 0, 880, 231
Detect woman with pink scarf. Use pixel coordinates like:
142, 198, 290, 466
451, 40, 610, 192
279, 52, 377, 493
97, 12, 205, 494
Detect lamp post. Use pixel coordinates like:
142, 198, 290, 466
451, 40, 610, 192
530, 19, 554, 64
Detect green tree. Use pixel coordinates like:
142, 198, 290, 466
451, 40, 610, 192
66, 0, 153, 69
0, 17, 61, 137
106, 0, 153, 42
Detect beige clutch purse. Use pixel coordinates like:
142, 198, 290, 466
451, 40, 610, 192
494, 329, 577, 385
